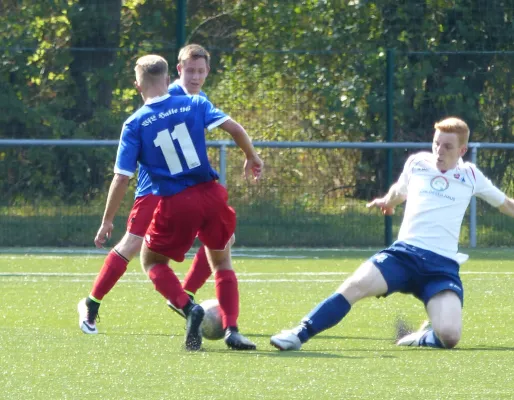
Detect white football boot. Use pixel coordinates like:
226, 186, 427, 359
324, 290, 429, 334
396, 320, 431, 346
77, 298, 98, 334
270, 330, 302, 351
166, 300, 186, 319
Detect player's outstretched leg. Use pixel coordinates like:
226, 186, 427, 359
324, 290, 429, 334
77, 297, 100, 334
272, 261, 389, 351
270, 293, 352, 351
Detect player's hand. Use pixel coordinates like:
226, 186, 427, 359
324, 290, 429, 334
94, 221, 114, 248
366, 198, 395, 216
244, 154, 263, 182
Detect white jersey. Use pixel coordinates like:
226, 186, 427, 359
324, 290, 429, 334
396, 152, 505, 260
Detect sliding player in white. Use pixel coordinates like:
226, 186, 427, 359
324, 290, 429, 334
271, 117, 514, 350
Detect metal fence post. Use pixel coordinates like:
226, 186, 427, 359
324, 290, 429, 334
176, 0, 187, 50
219, 144, 227, 186
385, 48, 395, 246
469, 145, 478, 248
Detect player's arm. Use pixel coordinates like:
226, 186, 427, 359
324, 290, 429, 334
94, 121, 139, 248
94, 174, 130, 248
366, 182, 407, 215
103, 174, 130, 224
366, 153, 418, 214
381, 182, 408, 208
471, 165, 513, 218
219, 119, 263, 181
498, 197, 514, 217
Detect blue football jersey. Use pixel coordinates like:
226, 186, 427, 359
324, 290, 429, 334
114, 93, 230, 196
168, 80, 208, 98
134, 82, 209, 197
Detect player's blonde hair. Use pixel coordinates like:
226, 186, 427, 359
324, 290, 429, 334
178, 44, 210, 68
434, 117, 470, 145
134, 54, 168, 87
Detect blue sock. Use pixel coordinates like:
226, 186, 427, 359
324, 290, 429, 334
296, 293, 351, 343
419, 329, 445, 348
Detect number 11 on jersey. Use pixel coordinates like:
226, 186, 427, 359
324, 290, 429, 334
154, 123, 201, 175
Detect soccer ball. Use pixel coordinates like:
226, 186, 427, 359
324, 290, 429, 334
200, 299, 224, 341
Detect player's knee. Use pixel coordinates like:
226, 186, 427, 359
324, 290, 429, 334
205, 246, 232, 272
139, 250, 150, 272
139, 243, 162, 273
210, 259, 232, 272
435, 325, 461, 349
116, 234, 144, 260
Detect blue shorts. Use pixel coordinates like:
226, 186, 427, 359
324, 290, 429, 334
369, 241, 464, 306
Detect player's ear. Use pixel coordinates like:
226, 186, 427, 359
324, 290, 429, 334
177, 63, 182, 76
134, 80, 142, 93
460, 146, 468, 157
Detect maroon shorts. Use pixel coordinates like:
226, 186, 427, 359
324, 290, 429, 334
126, 194, 161, 237
145, 181, 236, 262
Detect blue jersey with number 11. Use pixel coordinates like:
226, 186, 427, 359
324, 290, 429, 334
114, 93, 229, 196
133, 83, 209, 198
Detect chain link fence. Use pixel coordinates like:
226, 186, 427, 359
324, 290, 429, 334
1, 140, 513, 248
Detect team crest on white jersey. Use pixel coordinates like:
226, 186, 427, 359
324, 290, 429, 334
430, 176, 449, 191
453, 173, 466, 183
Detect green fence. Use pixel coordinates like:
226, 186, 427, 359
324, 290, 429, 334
1, 140, 513, 248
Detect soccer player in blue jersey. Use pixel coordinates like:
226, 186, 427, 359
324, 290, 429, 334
78, 53, 262, 350
270, 117, 514, 351
165, 44, 235, 308
78, 45, 257, 347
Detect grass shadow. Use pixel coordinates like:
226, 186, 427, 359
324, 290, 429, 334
201, 348, 367, 359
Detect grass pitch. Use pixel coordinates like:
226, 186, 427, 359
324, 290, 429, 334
1, 248, 513, 399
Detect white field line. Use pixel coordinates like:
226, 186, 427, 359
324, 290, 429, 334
0, 247, 380, 255
0, 278, 510, 284
1, 271, 513, 277
0, 254, 333, 260
0, 271, 513, 285
0, 271, 349, 277
0, 278, 347, 283
0, 254, 311, 260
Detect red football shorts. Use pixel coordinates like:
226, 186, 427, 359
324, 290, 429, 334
145, 181, 236, 262
126, 194, 161, 237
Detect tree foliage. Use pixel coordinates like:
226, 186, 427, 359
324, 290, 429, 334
1, 0, 513, 204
